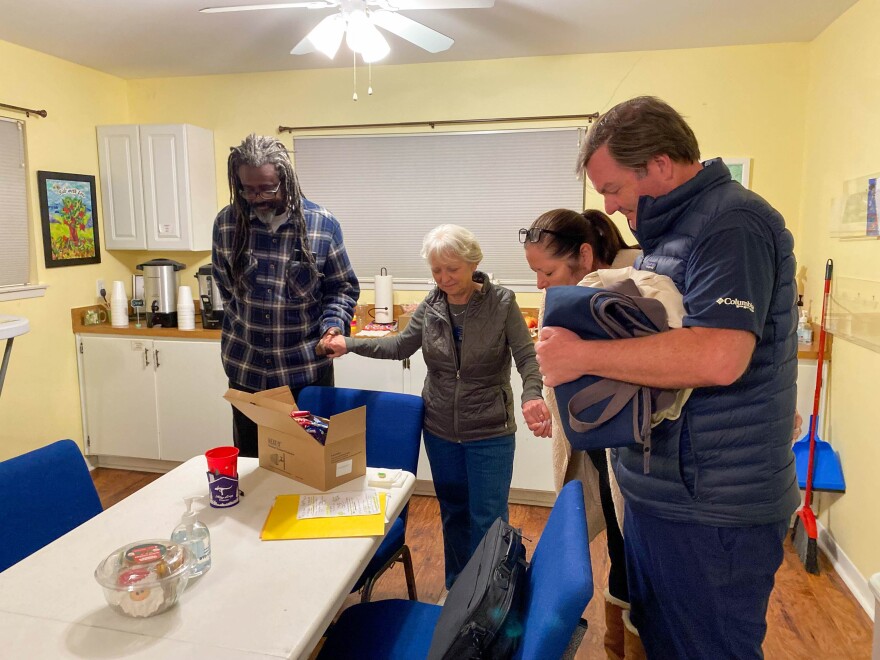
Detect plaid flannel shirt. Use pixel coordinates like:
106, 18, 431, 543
211, 199, 359, 391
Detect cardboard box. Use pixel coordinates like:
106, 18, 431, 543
223, 387, 366, 491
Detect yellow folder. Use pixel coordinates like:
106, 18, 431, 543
260, 493, 387, 540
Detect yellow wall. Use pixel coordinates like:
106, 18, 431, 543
799, 0, 880, 582
0, 41, 130, 459
124, 43, 809, 310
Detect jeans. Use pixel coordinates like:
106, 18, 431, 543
423, 430, 515, 589
229, 364, 334, 458
624, 502, 788, 659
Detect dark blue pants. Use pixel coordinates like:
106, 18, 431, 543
423, 430, 515, 589
624, 502, 788, 659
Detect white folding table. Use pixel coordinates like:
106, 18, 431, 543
0, 457, 415, 659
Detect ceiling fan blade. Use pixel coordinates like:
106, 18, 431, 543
292, 13, 345, 57
290, 35, 316, 55
374, 1, 494, 9
200, 2, 333, 14
371, 10, 453, 53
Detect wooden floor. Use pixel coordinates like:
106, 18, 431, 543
91, 468, 874, 659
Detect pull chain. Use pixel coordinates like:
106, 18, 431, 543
368, 61, 373, 96
352, 50, 358, 102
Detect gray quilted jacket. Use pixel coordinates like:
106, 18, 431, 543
345, 272, 543, 442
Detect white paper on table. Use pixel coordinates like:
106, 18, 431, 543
296, 489, 381, 519
355, 330, 391, 337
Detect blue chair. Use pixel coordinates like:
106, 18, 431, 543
297, 386, 424, 602
317, 480, 593, 659
0, 439, 103, 573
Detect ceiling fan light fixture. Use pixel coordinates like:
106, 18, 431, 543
345, 9, 389, 63
306, 13, 345, 58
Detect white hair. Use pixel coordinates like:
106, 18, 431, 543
420, 224, 483, 265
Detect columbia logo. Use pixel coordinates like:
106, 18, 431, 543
715, 297, 755, 313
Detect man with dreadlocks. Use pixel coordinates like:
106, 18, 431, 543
212, 134, 359, 458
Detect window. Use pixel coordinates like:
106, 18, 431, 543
293, 129, 584, 284
0, 117, 31, 289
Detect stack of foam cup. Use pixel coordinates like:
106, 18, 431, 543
110, 280, 129, 328
177, 285, 195, 330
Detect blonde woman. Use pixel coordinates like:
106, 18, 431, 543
325, 224, 547, 593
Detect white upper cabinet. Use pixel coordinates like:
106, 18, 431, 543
97, 124, 218, 251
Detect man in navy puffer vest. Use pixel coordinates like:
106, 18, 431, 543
536, 96, 799, 659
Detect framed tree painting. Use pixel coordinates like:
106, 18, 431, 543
37, 171, 101, 268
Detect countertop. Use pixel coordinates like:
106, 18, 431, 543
797, 322, 832, 361
71, 305, 221, 340
71, 305, 828, 360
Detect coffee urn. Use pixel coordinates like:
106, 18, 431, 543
195, 265, 224, 329
136, 258, 186, 328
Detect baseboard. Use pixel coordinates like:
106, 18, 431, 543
87, 454, 179, 474
816, 519, 876, 621
414, 479, 555, 507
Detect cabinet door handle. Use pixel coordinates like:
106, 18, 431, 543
144, 347, 151, 367
154, 348, 160, 368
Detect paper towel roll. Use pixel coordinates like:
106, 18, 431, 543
374, 270, 394, 323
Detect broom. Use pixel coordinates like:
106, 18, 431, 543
791, 258, 833, 575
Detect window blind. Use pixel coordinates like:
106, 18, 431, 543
293, 129, 584, 284
0, 118, 29, 287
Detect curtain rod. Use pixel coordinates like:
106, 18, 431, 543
0, 102, 47, 118
279, 112, 598, 134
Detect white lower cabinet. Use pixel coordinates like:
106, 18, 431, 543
77, 335, 232, 463
334, 348, 554, 493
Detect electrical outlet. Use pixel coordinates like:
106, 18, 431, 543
96, 278, 105, 297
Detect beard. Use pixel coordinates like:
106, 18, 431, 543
249, 198, 285, 225
254, 207, 278, 224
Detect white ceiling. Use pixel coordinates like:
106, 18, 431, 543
0, 0, 858, 80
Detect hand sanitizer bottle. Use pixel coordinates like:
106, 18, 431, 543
171, 496, 211, 577
796, 295, 812, 344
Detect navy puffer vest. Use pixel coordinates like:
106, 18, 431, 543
613, 159, 801, 526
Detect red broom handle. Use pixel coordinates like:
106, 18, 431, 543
805, 258, 833, 505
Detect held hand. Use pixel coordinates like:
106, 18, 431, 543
535, 326, 587, 387
792, 410, 803, 441
315, 328, 344, 357
321, 333, 348, 358
522, 399, 552, 438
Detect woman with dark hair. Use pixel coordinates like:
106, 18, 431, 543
521, 208, 645, 660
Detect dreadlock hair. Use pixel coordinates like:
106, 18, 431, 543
527, 208, 636, 268
226, 134, 318, 295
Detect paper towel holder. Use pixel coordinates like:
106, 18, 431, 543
374, 267, 394, 323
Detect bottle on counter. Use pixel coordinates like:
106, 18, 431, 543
796, 295, 813, 344
171, 496, 211, 577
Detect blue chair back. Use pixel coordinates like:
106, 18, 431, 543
0, 439, 103, 573
514, 479, 593, 660
298, 386, 425, 601
296, 386, 424, 474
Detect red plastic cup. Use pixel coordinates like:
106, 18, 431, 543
205, 446, 239, 477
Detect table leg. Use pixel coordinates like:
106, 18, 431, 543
0, 337, 14, 398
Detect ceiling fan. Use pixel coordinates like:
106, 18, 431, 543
200, 1, 495, 63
